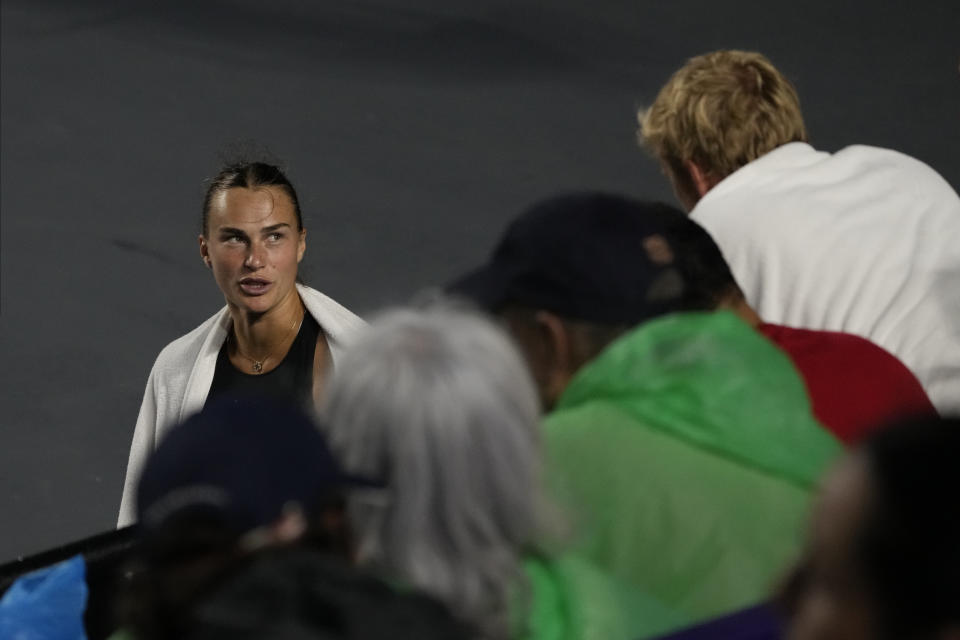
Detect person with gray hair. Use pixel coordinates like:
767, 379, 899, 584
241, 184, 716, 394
322, 306, 630, 640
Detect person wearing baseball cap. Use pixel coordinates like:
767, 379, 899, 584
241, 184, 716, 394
450, 192, 841, 637
134, 394, 377, 541
111, 396, 465, 640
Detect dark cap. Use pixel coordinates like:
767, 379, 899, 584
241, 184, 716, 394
450, 192, 691, 324
136, 395, 376, 533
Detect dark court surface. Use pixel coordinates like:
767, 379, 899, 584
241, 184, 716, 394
1, 0, 958, 560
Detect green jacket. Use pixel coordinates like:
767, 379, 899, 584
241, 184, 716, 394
543, 312, 841, 638
521, 553, 647, 640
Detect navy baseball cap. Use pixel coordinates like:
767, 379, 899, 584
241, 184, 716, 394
450, 192, 691, 324
136, 395, 377, 533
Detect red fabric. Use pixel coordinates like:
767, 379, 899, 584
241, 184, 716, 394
758, 323, 937, 444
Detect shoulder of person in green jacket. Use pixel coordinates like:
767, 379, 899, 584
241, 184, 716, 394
520, 552, 683, 640
554, 311, 841, 488
541, 312, 842, 633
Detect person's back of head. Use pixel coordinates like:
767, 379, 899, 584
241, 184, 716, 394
322, 306, 544, 640
654, 211, 743, 311
639, 50, 807, 209
781, 415, 960, 640
654, 213, 769, 329
449, 192, 697, 408
119, 396, 375, 640
857, 416, 960, 639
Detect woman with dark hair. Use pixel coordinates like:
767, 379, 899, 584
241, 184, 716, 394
780, 415, 960, 640
118, 161, 363, 527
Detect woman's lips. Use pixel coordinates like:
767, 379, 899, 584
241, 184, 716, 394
239, 279, 272, 296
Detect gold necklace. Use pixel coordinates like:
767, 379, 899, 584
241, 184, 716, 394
232, 311, 304, 374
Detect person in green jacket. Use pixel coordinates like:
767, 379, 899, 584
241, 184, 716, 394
323, 306, 633, 640
451, 192, 842, 637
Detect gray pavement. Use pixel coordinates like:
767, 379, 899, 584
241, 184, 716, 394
1, 0, 958, 560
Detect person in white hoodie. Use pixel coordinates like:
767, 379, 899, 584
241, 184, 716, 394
638, 49, 960, 413
118, 160, 364, 527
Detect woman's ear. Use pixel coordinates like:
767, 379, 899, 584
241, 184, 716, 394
297, 229, 307, 263
198, 235, 212, 268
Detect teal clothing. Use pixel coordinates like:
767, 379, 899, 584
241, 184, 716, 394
544, 312, 841, 638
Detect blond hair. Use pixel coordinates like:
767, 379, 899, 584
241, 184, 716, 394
639, 50, 807, 180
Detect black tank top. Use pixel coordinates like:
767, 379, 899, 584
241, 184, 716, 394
207, 314, 321, 411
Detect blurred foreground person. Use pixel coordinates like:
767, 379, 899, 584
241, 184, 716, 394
323, 307, 632, 640
113, 396, 465, 640
451, 192, 842, 636
657, 211, 935, 444
119, 160, 364, 527
780, 416, 960, 640
639, 50, 960, 413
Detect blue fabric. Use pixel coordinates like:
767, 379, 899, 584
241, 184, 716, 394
653, 603, 782, 640
0, 554, 88, 640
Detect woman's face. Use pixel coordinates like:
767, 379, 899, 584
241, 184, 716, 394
199, 186, 305, 317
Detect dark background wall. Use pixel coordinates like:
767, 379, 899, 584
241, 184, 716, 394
1, 0, 958, 561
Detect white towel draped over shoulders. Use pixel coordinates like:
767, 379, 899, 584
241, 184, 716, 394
691, 142, 960, 413
117, 284, 365, 527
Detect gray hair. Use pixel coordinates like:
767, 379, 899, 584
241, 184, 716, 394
322, 306, 544, 639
